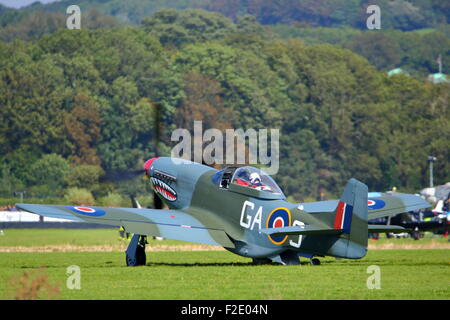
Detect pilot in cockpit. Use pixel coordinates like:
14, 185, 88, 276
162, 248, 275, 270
249, 172, 272, 191
233, 168, 272, 192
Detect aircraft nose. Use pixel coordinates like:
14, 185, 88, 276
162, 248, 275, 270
144, 157, 159, 175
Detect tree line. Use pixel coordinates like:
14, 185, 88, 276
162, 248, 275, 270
2, 0, 449, 30
0, 8, 448, 204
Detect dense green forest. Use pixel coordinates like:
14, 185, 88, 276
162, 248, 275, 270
1, 1, 449, 77
0, 5, 449, 204
2, 0, 449, 29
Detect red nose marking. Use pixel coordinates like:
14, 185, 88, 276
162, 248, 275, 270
144, 157, 159, 173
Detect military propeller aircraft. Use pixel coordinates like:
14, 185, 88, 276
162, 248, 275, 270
17, 157, 430, 265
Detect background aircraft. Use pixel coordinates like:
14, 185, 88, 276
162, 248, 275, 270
17, 157, 430, 265
369, 199, 449, 240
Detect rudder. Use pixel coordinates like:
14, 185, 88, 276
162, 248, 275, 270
333, 178, 368, 258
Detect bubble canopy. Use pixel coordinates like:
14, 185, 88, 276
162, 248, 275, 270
211, 166, 283, 195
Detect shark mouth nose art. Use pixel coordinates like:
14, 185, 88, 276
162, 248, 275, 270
151, 177, 177, 202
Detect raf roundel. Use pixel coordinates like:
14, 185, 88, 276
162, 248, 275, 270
266, 207, 291, 245
74, 207, 95, 213
66, 206, 106, 217
367, 198, 386, 210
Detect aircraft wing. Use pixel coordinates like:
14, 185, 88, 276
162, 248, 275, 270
16, 203, 235, 248
366, 192, 430, 219
299, 192, 430, 219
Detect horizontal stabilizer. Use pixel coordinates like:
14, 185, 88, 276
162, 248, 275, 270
261, 225, 342, 237
368, 224, 407, 233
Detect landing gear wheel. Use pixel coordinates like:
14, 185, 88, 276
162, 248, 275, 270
125, 234, 147, 266
126, 253, 136, 266
126, 245, 146, 266
310, 258, 321, 266
136, 244, 146, 265
252, 258, 272, 265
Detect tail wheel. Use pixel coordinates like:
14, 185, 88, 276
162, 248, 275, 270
310, 258, 321, 266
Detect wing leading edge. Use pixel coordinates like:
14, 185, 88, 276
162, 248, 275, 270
16, 203, 235, 248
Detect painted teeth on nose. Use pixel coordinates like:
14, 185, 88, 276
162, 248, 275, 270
151, 178, 176, 201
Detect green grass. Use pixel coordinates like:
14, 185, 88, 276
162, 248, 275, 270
0, 228, 189, 247
0, 229, 449, 299
1, 228, 448, 247
0, 250, 449, 299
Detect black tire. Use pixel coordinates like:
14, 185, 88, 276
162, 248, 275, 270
126, 245, 146, 266
136, 245, 146, 266
310, 258, 321, 266
252, 258, 272, 265
126, 253, 137, 266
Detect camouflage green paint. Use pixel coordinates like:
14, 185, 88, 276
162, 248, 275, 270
16, 157, 430, 264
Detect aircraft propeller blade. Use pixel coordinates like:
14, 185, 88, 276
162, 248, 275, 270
100, 169, 146, 183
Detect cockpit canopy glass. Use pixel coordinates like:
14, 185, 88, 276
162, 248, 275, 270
231, 167, 283, 194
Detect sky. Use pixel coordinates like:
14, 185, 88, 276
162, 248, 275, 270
0, 0, 60, 8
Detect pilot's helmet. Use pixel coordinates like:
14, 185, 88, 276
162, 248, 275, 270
237, 168, 250, 180
249, 172, 261, 184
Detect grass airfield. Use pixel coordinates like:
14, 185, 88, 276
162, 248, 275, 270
0, 229, 449, 300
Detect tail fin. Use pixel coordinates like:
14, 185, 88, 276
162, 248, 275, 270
334, 178, 368, 258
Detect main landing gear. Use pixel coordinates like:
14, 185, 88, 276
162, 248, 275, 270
252, 258, 273, 265
253, 253, 322, 266
126, 234, 147, 266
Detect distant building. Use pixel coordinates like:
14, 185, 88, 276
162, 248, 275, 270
427, 73, 449, 84
387, 68, 409, 77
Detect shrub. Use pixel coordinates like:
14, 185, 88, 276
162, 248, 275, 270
97, 192, 127, 207
64, 188, 95, 206
66, 165, 104, 190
